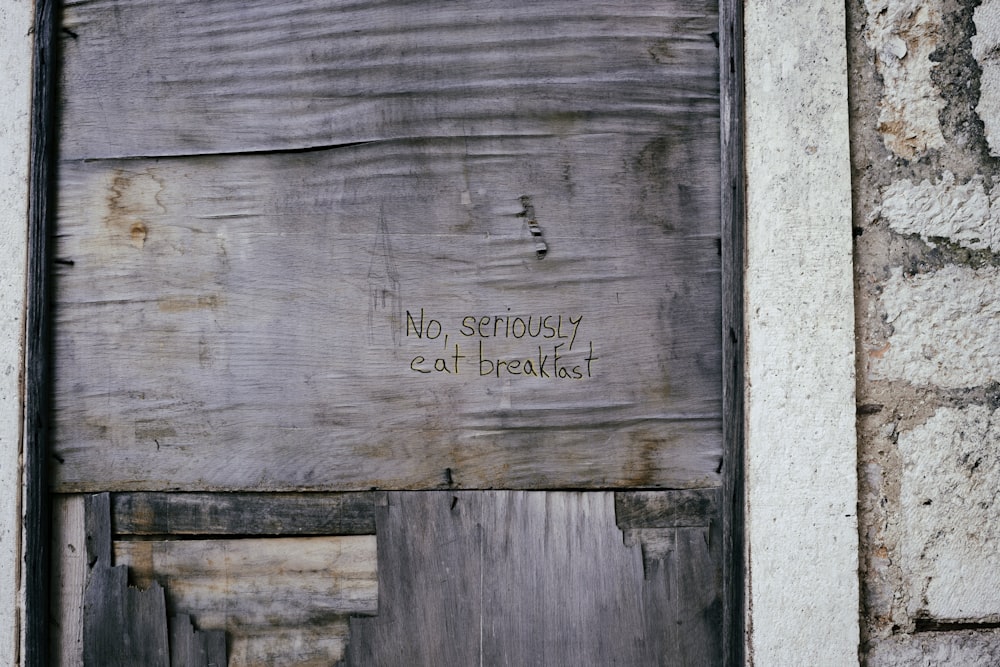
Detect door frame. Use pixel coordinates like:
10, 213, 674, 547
3, 0, 859, 664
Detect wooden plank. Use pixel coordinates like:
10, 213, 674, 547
24, 0, 58, 663
52, 0, 724, 493
115, 535, 376, 666
479, 492, 658, 665
615, 488, 720, 528
51, 137, 723, 492
230, 626, 352, 667
59, 0, 721, 160
169, 614, 226, 667
340, 493, 483, 666
50, 496, 86, 666
341, 491, 722, 666
719, 0, 746, 663
112, 492, 376, 536
642, 527, 722, 665
83, 494, 170, 667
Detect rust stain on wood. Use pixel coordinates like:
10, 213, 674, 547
103, 169, 165, 250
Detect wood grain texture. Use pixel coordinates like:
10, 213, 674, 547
169, 614, 226, 667
53, 0, 724, 492
83, 494, 170, 667
616, 488, 720, 528
718, 0, 745, 663
25, 0, 58, 663
341, 492, 484, 666
341, 491, 721, 666
51, 496, 86, 666
115, 535, 377, 666
112, 492, 376, 536
59, 0, 720, 160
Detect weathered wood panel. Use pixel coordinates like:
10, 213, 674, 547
59, 0, 720, 160
719, 0, 746, 660
52, 140, 722, 491
52, 0, 723, 492
115, 535, 378, 666
115, 536, 378, 622
25, 0, 59, 662
82, 494, 170, 667
341, 491, 721, 665
169, 614, 226, 667
112, 492, 376, 536
51, 495, 86, 666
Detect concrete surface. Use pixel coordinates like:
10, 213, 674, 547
0, 0, 33, 664
744, 0, 860, 664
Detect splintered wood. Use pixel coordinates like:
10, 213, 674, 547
52, 0, 723, 492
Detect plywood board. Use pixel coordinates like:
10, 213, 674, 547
340, 491, 722, 665
53, 0, 723, 492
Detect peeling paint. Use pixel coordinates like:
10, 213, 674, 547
881, 172, 1000, 253
863, 0, 946, 159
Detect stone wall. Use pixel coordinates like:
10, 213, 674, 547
851, 0, 1000, 662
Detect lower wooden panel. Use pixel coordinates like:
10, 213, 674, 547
56, 490, 720, 666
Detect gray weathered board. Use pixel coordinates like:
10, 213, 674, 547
52, 0, 722, 491
59, 491, 720, 666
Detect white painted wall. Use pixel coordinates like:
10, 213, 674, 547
0, 0, 34, 664
0, 0, 865, 663
744, 0, 860, 664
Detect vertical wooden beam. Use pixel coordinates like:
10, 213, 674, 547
23, 0, 59, 664
719, 0, 746, 665
83, 494, 170, 667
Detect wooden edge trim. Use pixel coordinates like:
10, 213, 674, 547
720, 0, 746, 664
24, 0, 59, 664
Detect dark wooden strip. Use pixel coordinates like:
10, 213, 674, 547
112, 492, 376, 536
170, 614, 204, 667
122, 582, 170, 666
719, 0, 746, 663
170, 614, 228, 667
203, 630, 227, 667
83, 493, 170, 667
642, 527, 722, 666
83, 494, 111, 570
615, 488, 720, 528
23, 0, 58, 664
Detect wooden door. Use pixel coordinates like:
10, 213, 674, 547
45, 0, 742, 664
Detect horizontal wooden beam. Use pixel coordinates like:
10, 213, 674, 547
111, 492, 376, 536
